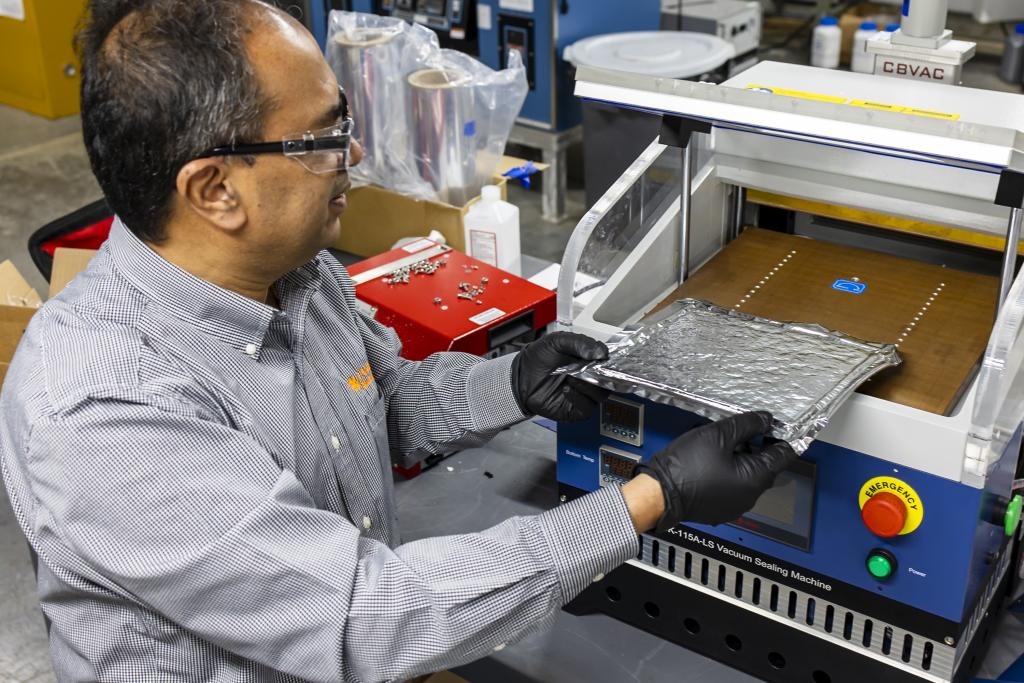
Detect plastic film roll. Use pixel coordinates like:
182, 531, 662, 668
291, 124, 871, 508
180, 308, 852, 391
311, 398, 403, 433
328, 26, 408, 181
408, 67, 477, 206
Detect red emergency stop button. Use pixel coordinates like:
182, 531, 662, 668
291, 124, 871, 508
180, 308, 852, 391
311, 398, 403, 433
861, 491, 908, 537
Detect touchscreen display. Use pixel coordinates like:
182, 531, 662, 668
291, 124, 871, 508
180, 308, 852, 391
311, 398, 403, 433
729, 459, 816, 550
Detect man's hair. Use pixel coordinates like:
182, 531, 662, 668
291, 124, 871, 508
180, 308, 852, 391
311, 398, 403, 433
78, 0, 269, 242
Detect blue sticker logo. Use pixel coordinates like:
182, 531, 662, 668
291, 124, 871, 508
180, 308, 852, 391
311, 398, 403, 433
463, 120, 476, 137
833, 279, 867, 294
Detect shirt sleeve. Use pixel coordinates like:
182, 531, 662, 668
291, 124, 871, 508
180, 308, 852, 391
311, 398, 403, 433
27, 392, 638, 682
355, 310, 528, 466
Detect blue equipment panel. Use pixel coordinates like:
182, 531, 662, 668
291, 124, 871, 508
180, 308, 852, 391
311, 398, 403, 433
558, 395, 1020, 625
475, 0, 660, 131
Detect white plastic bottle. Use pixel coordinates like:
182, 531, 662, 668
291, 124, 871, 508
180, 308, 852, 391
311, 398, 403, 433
811, 16, 841, 69
851, 20, 878, 73
463, 185, 521, 276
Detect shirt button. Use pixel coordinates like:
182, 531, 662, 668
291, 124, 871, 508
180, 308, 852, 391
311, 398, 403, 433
494, 643, 507, 652
362, 516, 372, 530
593, 573, 605, 583
331, 435, 341, 450
244, 343, 257, 356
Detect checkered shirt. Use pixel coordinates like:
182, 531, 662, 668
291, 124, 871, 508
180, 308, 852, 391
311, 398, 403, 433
0, 218, 637, 682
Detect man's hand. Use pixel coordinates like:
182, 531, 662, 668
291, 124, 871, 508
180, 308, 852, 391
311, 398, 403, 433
510, 332, 610, 422
625, 412, 797, 532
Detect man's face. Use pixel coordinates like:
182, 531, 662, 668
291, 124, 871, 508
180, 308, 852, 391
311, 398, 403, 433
229, 8, 363, 269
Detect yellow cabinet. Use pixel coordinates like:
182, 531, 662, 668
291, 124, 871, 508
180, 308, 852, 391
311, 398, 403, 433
0, 1, 87, 118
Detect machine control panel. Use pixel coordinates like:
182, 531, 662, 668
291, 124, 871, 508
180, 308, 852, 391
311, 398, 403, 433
379, 0, 477, 50
599, 445, 641, 488
600, 396, 644, 446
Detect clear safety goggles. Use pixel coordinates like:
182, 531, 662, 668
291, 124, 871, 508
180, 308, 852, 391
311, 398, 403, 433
195, 87, 353, 175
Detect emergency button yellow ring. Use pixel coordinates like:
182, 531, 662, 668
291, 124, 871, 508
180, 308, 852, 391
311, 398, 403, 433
859, 476, 925, 536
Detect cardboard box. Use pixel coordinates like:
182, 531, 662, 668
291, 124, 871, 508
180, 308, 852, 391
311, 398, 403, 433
840, 3, 900, 65
0, 249, 98, 389
336, 155, 546, 258
48, 247, 97, 299
0, 261, 43, 387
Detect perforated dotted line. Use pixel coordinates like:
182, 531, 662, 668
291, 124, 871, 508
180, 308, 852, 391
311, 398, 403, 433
895, 282, 944, 348
734, 249, 798, 310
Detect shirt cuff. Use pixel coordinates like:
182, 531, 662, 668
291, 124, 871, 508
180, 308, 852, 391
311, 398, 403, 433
466, 353, 527, 432
536, 485, 639, 604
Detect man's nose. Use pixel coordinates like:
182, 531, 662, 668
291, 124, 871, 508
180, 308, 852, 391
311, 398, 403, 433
349, 138, 364, 168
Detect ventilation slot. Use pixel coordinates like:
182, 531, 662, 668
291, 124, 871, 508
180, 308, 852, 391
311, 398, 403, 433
632, 534, 958, 682
902, 634, 914, 663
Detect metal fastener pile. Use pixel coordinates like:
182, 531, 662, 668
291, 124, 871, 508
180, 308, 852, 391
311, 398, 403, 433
383, 254, 450, 285
456, 278, 489, 304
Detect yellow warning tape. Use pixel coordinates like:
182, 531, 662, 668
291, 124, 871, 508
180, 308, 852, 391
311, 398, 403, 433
746, 85, 961, 121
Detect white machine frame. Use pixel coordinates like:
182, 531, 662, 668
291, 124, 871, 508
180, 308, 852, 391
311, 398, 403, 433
559, 61, 1024, 490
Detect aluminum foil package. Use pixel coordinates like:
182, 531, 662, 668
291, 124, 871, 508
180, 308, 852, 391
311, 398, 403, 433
570, 299, 901, 452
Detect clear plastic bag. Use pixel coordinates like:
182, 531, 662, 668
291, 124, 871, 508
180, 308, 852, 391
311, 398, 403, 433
326, 11, 527, 204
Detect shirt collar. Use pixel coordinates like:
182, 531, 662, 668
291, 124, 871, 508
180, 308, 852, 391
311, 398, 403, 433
106, 217, 321, 356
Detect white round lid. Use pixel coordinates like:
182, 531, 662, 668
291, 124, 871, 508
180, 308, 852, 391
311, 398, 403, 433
564, 31, 735, 79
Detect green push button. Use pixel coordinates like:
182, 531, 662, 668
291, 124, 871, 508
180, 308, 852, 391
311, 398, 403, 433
1004, 494, 1022, 537
867, 550, 895, 580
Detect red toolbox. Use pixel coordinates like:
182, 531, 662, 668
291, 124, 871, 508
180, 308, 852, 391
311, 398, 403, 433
347, 239, 555, 361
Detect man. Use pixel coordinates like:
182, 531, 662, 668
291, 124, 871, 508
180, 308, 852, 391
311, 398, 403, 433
0, 1, 796, 681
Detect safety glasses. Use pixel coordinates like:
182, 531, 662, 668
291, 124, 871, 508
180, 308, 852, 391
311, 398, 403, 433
195, 86, 353, 174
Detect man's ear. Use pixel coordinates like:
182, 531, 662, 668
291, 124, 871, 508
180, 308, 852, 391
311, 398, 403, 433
176, 158, 247, 232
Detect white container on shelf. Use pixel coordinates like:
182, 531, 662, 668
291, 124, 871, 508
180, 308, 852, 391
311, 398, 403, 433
463, 185, 522, 276
851, 20, 879, 73
811, 16, 841, 69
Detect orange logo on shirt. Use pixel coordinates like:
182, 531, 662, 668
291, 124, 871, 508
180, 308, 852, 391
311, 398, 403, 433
347, 364, 375, 392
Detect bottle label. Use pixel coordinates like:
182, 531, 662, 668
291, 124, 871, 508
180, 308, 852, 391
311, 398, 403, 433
469, 229, 498, 266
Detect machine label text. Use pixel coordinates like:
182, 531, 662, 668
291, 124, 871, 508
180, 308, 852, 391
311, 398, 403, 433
881, 60, 946, 81
668, 530, 833, 592
564, 449, 594, 463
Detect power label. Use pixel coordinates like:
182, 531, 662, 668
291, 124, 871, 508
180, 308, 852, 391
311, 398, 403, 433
859, 476, 924, 534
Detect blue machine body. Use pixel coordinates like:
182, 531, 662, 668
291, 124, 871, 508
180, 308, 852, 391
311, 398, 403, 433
474, 0, 660, 130
558, 395, 1020, 625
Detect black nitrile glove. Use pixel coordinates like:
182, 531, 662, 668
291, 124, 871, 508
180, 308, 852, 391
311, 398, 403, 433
510, 332, 610, 421
636, 411, 798, 531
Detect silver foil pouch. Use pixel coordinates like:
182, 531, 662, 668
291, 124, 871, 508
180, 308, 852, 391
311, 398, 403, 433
569, 299, 901, 452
